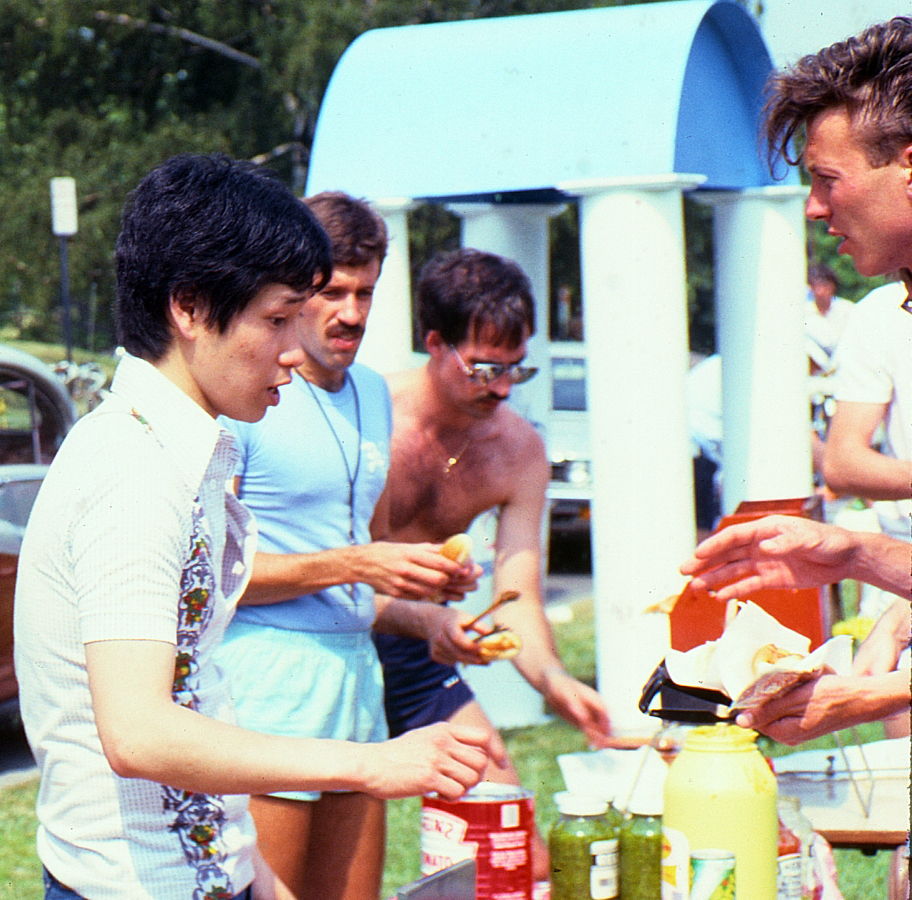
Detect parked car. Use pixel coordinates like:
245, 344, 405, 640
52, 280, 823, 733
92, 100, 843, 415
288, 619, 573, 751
547, 343, 592, 571
0, 346, 76, 719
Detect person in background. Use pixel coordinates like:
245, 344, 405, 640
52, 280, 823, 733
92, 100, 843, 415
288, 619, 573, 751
823, 279, 911, 536
13, 155, 489, 900
804, 262, 853, 375
804, 263, 851, 477
217, 191, 485, 900
373, 248, 613, 881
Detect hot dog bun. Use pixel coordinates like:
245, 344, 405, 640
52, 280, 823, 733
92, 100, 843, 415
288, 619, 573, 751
440, 533, 473, 564
476, 630, 523, 662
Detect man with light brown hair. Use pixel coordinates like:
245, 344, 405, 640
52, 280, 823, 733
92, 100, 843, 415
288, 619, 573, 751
694, 21, 912, 894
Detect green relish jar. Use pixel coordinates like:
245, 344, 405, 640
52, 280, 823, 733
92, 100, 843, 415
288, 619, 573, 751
618, 795, 662, 900
549, 791, 620, 899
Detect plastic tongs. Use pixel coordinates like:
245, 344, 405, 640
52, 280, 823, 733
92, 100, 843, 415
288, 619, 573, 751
638, 658, 736, 724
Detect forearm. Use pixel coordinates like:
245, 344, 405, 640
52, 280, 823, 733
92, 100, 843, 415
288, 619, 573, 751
496, 599, 565, 692
823, 403, 911, 500
848, 532, 912, 597
97, 695, 372, 796
840, 671, 911, 727
241, 547, 364, 605
373, 595, 437, 639
853, 597, 912, 675
823, 448, 911, 500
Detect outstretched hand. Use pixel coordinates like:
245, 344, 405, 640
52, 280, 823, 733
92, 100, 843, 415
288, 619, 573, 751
540, 667, 612, 749
680, 515, 855, 602
734, 673, 865, 745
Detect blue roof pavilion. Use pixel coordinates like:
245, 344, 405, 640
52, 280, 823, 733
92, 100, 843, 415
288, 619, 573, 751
308, 0, 797, 200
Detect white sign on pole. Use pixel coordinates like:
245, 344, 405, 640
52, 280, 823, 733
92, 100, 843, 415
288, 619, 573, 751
50, 177, 78, 237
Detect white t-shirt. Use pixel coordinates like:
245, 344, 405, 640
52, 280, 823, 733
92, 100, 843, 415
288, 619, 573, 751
14, 355, 258, 899
832, 282, 912, 538
805, 294, 855, 370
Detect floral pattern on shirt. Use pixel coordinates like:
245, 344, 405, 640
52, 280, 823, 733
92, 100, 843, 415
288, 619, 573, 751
164, 498, 236, 900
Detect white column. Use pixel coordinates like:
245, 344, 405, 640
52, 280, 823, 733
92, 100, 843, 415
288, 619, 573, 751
445, 202, 563, 729
448, 202, 565, 433
560, 174, 705, 735
704, 186, 812, 513
358, 197, 422, 374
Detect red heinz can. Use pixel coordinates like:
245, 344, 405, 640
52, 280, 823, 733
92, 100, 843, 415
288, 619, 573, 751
421, 781, 535, 900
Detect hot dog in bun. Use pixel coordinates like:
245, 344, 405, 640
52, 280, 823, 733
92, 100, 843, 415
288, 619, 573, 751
476, 629, 523, 662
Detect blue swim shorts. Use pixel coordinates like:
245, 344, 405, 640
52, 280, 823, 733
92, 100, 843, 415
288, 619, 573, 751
217, 622, 388, 801
373, 633, 475, 737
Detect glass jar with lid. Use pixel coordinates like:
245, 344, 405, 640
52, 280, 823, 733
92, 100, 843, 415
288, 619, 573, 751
618, 790, 662, 900
549, 791, 620, 900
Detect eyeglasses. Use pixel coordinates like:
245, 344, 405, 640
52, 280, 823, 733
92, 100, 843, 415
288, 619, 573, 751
449, 345, 539, 386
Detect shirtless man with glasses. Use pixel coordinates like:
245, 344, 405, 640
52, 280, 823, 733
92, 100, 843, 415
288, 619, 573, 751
372, 247, 612, 881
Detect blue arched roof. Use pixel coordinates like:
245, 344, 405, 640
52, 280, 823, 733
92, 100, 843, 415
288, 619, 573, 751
307, 0, 795, 200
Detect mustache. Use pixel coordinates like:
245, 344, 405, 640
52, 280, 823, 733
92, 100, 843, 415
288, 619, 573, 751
328, 325, 364, 341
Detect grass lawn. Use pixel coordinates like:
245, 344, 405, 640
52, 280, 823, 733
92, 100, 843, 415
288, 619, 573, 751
0, 596, 900, 898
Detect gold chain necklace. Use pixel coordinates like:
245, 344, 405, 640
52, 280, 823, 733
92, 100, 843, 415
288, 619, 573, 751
442, 436, 472, 477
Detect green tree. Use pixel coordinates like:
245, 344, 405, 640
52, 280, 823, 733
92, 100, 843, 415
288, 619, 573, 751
0, 0, 878, 353
1, 0, 628, 350
0, 1, 275, 347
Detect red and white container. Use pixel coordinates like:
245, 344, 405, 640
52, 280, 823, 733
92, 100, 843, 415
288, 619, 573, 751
421, 781, 535, 900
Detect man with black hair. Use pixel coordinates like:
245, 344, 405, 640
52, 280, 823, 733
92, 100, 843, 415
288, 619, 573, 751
14, 157, 489, 900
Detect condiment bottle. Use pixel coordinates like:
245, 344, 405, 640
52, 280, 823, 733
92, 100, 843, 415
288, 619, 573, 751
619, 789, 662, 900
662, 723, 778, 899
779, 794, 822, 900
549, 791, 619, 900
777, 812, 802, 899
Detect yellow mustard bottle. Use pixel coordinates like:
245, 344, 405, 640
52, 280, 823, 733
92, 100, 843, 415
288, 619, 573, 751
661, 723, 778, 900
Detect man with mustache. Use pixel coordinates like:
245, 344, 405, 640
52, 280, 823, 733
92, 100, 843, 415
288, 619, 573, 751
373, 247, 613, 881
216, 193, 482, 899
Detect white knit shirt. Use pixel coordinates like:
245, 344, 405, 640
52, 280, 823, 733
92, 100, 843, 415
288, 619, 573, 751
14, 354, 258, 899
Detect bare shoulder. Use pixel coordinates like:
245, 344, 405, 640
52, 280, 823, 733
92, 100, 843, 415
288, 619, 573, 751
385, 367, 421, 401
479, 406, 549, 501
498, 405, 546, 458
